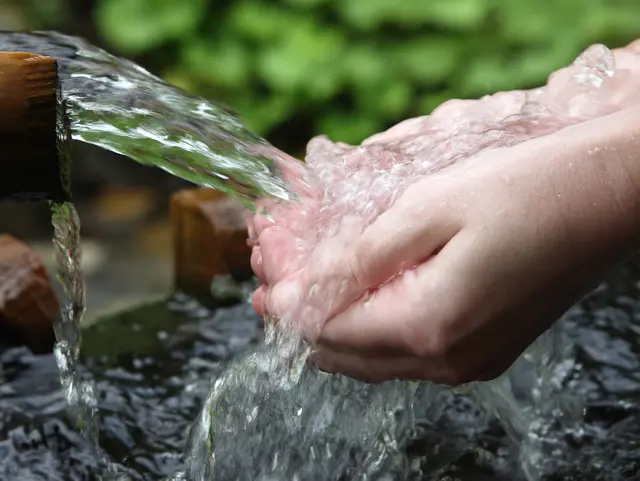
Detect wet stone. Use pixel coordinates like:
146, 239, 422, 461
0, 235, 58, 354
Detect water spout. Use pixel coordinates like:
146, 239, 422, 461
0, 30, 293, 208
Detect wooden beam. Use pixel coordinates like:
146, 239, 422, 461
0, 52, 68, 202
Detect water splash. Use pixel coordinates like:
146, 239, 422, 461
184, 322, 417, 481
473, 325, 585, 479
240, 42, 627, 481
181, 316, 583, 480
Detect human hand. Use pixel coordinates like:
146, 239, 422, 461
248, 41, 640, 384
255, 107, 640, 384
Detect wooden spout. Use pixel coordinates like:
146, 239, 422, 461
0, 52, 69, 202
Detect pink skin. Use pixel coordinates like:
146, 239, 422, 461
249, 93, 534, 319
248, 40, 640, 355
248, 145, 319, 317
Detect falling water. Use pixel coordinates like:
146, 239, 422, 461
183, 322, 419, 481
0, 30, 292, 208
49, 202, 99, 452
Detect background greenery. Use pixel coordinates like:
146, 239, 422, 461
9, 0, 640, 155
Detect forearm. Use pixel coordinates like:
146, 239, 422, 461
541, 105, 640, 261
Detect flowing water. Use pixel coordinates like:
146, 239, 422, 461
50, 202, 104, 469
179, 42, 626, 481
0, 29, 299, 479
0, 30, 637, 481
0, 30, 292, 207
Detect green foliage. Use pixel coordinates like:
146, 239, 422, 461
96, 0, 207, 54
92, 0, 640, 150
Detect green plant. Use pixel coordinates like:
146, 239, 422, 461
94, 0, 640, 151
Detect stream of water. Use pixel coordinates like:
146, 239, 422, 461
0, 30, 636, 481
50, 202, 108, 473
0, 30, 292, 208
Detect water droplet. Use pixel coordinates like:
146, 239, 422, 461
573, 44, 615, 88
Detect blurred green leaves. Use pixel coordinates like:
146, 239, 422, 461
183, 38, 250, 89
336, 0, 488, 31
91, 0, 640, 148
96, 0, 207, 53
258, 22, 345, 96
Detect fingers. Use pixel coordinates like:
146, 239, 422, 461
263, 276, 315, 332
246, 214, 258, 242
312, 347, 434, 384
258, 226, 302, 285
305, 181, 461, 324
250, 246, 266, 283
252, 284, 267, 316
313, 229, 483, 385
252, 200, 279, 233
317, 256, 458, 358
350, 184, 460, 287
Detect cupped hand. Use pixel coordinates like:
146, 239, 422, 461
248, 40, 640, 385
256, 109, 640, 385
